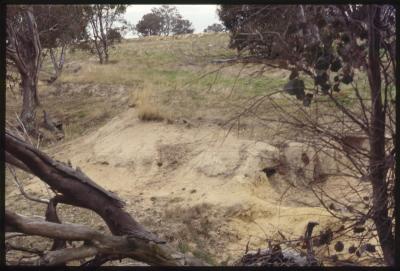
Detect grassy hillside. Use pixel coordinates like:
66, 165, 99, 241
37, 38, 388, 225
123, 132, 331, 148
7, 33, 291, 142
7, 32, 369, 147
5, 33, 378, 266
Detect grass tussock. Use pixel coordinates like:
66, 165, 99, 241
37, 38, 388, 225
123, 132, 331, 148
138, 104, 165, 122
135, 87, 167, 122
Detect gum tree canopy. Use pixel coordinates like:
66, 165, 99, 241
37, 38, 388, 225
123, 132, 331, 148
33, 5, 88, 82
84, 4, 128, 64
6, 5, 89, 132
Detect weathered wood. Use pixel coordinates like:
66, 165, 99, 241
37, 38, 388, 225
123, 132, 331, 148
6, 210, 205, 266
6, 129, 125, 207
5, 130, 154, 240
5, 151, 32, 174
40, 246, 98, 266
45, 197, 67, 251
4, 130, 208, 266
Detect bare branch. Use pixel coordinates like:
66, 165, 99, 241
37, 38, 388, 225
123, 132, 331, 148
7, 164, 49, 204
5, 210, 206, 266
39, 246, 98, 266
6, 242, 45, 256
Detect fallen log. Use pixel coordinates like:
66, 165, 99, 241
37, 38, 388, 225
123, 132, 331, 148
6, 210, 161, 265
4, 129, 206, 266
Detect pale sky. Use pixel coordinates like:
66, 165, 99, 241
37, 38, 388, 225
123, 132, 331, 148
125, 5, 221, 37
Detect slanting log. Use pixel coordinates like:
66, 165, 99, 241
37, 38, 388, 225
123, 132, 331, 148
5, 151, 32, 173
5, 210, 145, 265
6, 210, 204, 266
5, 130, 153, 240
4, 130, 206, 266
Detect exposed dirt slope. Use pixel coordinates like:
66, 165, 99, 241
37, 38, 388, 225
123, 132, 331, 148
15, 107, 347, 264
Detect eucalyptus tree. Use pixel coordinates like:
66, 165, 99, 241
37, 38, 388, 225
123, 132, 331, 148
84, 4, 128, 64
34, 5, 88, 81
6, 5, 42, 132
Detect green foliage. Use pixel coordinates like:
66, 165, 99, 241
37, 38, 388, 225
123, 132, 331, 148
151, 5, 180, 36
136, 13, 164, 36
33, 5, 88, 49
136, 5, 194, 36
172, 19, 194, 35
83, 4, 128, 63
204, 23, 225, 33
107, 28, 123, 44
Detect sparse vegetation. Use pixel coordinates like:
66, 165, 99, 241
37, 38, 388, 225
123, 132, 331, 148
192, 248, 217, 266
134, 87, 166, 122
177, 241, 190, 254
137, 105, 165, 122
5, 4, 396, 267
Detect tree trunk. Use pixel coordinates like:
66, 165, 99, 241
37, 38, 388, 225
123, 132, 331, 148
49, 45, 66, 80
20, 73, 38, 133
59, 44, 66, 72
93, 40, 104, 64
104, 48, 109, 64
367, 5, 394, 266
97, 8, 108, 64
49, 48, 59, 78
88, 12, 104, 64
6, 7, 41, 133
98, 51, 104, 64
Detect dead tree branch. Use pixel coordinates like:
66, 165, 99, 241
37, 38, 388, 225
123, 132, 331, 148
4, 130, 206, 266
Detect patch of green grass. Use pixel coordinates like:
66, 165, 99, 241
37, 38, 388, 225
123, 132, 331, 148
77, 110, 87, 119
58, 33, 282, 104
19, 32, 373, 144
177, 241, 190, 254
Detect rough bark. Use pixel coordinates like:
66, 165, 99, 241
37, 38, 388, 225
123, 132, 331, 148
366, 6, 394, 266
5, 210, 206, 266
19, 74, 38, 132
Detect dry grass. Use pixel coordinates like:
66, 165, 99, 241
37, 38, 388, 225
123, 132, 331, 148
138, 105, 165, 122
63, 122, 83, 140
134, 87, 167, 122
